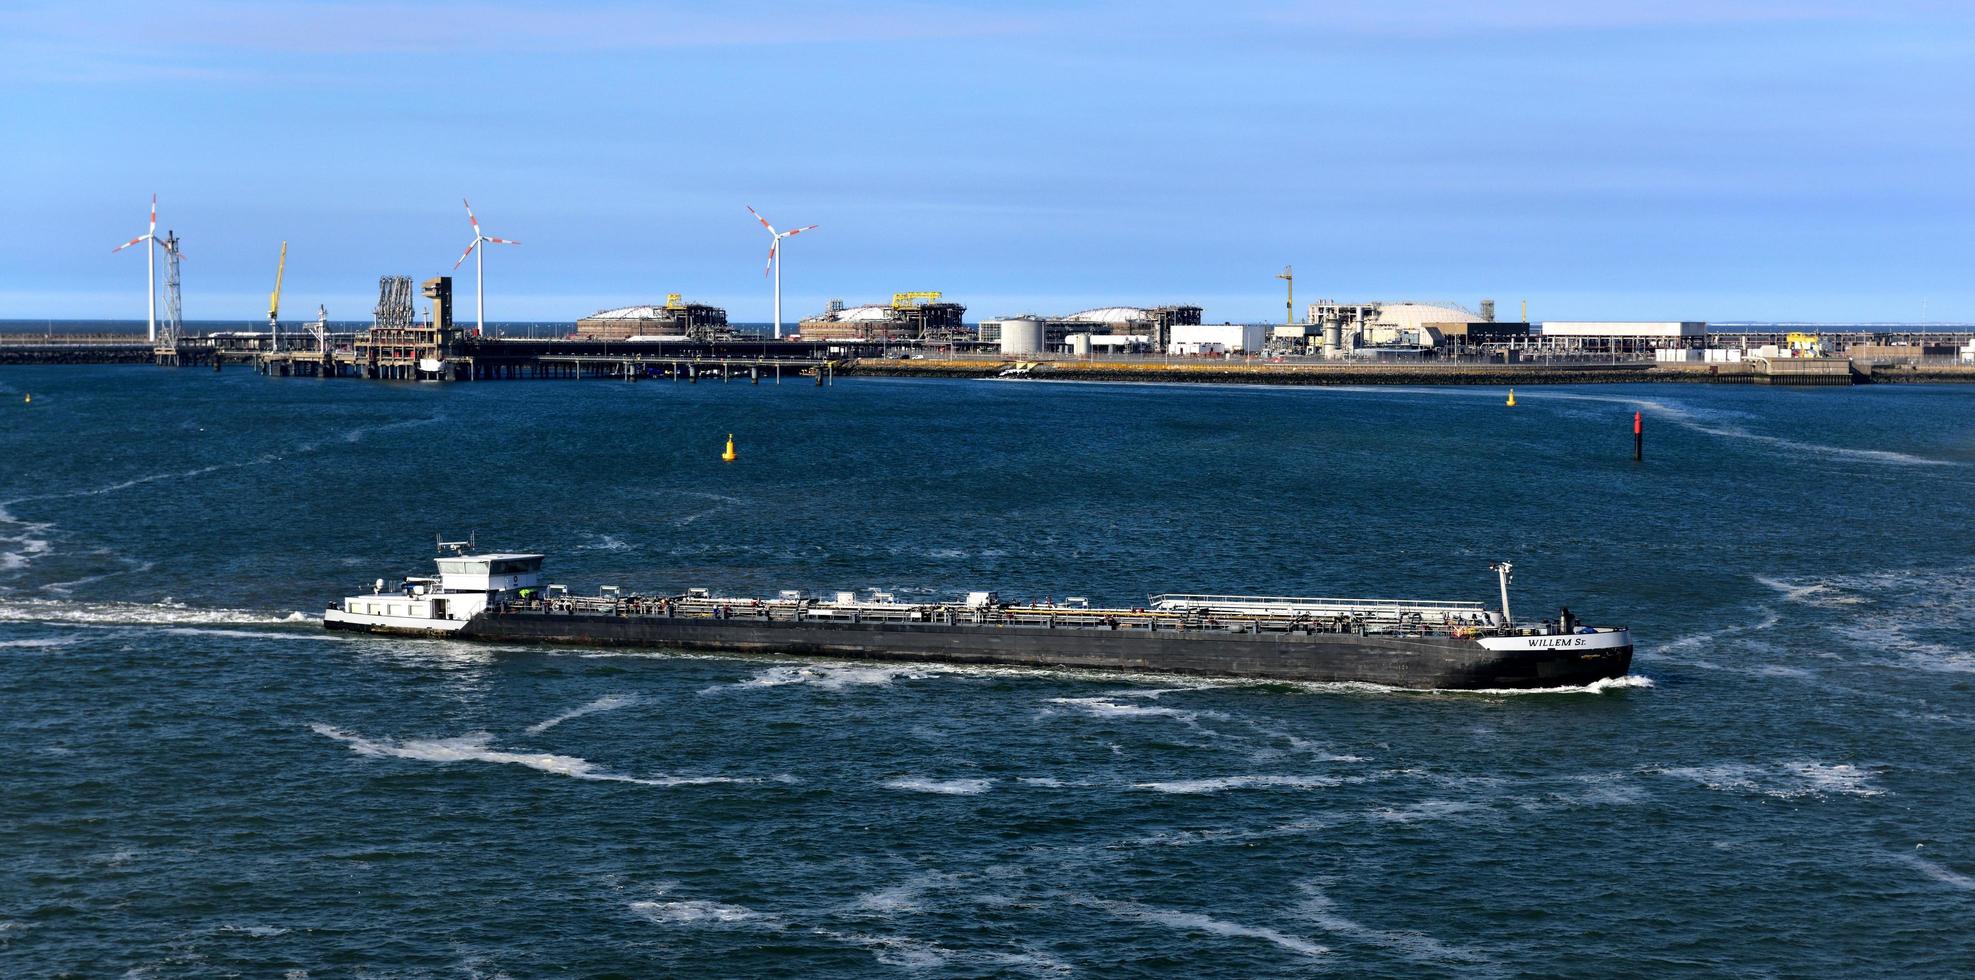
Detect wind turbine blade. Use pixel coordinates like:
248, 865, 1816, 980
112, 235, 146, 253
783, 224, 819, 238
486, 237, 520, 246
463, 197, 480, 231
149, 193, 157, 233
763, 241, 776, 277
453, 240, 477, 270
746, 205, 777, 235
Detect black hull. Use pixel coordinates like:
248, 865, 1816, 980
340, 609, 1639, 690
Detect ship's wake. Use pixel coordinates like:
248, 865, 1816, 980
310, 723, 759, 787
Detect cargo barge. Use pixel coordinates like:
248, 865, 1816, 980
322, 543, 1632, 690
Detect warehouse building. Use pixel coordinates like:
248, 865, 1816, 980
576, 296, 731, 340
1170, 322, 1269, 355
1537, 321, 1707, 354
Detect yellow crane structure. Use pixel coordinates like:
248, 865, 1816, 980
891, 291, 942, 309
1276, 265, 1294, 327
268, 241, 288, 351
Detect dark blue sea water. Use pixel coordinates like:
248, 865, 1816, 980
2, 367, 1972, 976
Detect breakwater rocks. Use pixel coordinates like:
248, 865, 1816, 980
0, 342, 153, 365
845, 358, 1700, 386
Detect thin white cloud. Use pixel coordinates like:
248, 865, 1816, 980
0, 1, 1046, 58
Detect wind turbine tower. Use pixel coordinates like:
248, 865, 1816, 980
161, 230, 183, 348
746, 206, 818, 339
452, 198, 520, 337
111, 194, 163, 343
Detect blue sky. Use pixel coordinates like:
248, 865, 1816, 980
3, 0, 1972, 324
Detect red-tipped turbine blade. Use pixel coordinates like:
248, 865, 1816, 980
463, 197, 481, 230
763, 241, 776, 277
112, 235, 146, 253
746, 205, 776, 235
452, 240, 477, 270
486, 237, 520, 246
149, 194, 157, 232
783, 224, 819, 238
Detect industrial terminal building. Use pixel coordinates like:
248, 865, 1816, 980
1169, 323, 1269, 355
576, 296, 731, 340
1286, 299, 1525, 357
981, 305, 1202, 353
799, 293, 967, 343
1534, 321, 1708, 353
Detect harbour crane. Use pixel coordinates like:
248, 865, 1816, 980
269, 241, 287, 352
1276, 265, 1294, 327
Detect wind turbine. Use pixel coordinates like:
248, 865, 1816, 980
110, 194, 162, 343
746, 205, 817, 339
452, 198, 520, 336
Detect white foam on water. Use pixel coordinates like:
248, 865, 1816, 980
3, 457, 280, 511
1531, 774, 1651, 809
1133, 774, 1340, 794
1371, 799, 1494, 823
1652, 761, 1883, 799
216, 924, 289, 938
0, 597, 311, 626
852, 872, 958, 913
672, 490, 747, 526
1651, 609, 1781, 659
726, 664, 937, 692
825, 931, 948, 969
1098, 685, 1212, 699
327, 414, 446, 447
1124, 816, 1331, 850
1017, 776, 1067, 787
1784, 565, 1975, 673
1046, 696, 1225, 722
1096, 900, 1328, 959
311, 724, 753, 788
524, 694, 641, 734
39, 558, 158, 595
629, 898, 761, 926
576, 534, 631, 552
1893, 852, 1975, 891
0, 502, 56, 577
1530, 391, 1958, 467
164, 627, 340, 642
1295, 885, 1500, 972
1754, 575, 1868, 607
1454, 675, 1655, 696
0, 636, 79, 650
881, 777, 993, 795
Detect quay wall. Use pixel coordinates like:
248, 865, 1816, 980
1860, 362, 1975, 383
0, 343, 153, 365
842, 358, 1751, 386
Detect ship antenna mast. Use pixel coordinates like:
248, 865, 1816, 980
1489, 562, 1514, 626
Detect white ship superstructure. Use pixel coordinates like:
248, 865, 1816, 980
324, 542, 544, 635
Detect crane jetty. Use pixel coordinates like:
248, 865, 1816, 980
322, 543, 1633, 690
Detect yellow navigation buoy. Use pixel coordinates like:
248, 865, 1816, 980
721, 433, 737, 462
1506, 388, 1516, 407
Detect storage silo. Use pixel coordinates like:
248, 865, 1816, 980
997, 317, 1046, 355
1068, 333, 1093, 356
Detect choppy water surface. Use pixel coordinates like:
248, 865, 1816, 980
2, 367, 1972, 976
